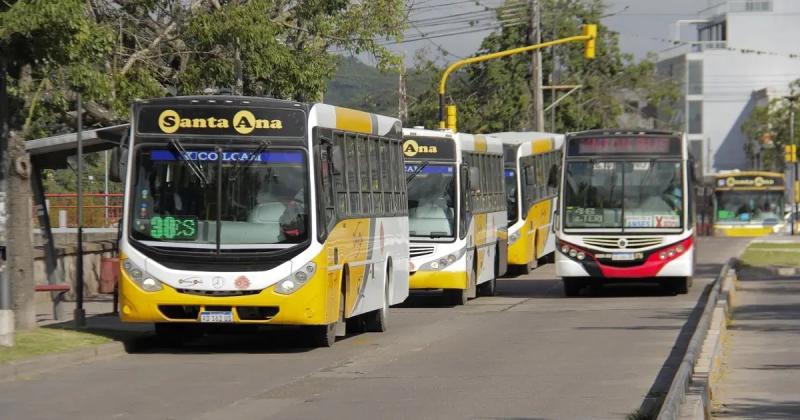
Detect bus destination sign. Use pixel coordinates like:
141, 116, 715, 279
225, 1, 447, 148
136, 106, 306, 137
718, 175, 784, 188
402, 136, 456, 161
568, 136, 681, 157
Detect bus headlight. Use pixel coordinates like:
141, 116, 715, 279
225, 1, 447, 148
509, 231, 520, 244
275, 262, 317, 295
122, 259, 162, 292
419, 249, 465, 271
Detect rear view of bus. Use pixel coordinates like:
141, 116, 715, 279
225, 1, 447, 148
555, 130, 695, 296
493, 132, 564, 274
118, 96, 409, 347
403, 128, 507, 305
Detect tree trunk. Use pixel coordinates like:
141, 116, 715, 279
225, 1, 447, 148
7, 129, 35, 330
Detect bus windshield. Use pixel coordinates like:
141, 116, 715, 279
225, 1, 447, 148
406, 163, 456, 238
505, 169, 518, 225
129, 145, 309, 249
563, 160, 683, 230
715, 190, 783, 224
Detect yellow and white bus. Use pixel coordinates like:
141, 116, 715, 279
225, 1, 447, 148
493, 132, 564, 274
712, 170, 785, 236
403, 127, 507, 305
118, 96, 409, 347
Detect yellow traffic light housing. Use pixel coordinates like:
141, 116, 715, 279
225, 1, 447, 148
786, 144, 797, 163
446, 105, 457, 132
583, 24, 597, 59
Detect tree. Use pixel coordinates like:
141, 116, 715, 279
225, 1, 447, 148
1, 0, 406, 329
741, 80, 800, 171
408, 0, 679, 133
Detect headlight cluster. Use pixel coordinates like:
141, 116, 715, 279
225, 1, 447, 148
559, 241, 590, 261
657, 242, 687, 261
509, 231, 521, 244
418, 249, 466, 271
274, 262, 317, 295
122, 259, 162, 292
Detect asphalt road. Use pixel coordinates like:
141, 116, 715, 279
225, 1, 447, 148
0, 237, 749, 420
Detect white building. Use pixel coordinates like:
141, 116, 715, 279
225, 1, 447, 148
657, 0, 800, 175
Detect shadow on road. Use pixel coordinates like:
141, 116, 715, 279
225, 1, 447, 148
715, 398, 800, 419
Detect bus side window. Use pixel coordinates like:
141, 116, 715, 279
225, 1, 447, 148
356, 135, 370, 214
332, 131, 348, 219
368, 137, 382, 215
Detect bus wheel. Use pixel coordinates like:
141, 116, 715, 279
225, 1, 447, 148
563, 278, 583, 297
478, 248, 498, 297
669, 277, 690, 295
310, 287, 345, 347
467, 252, 478, 299
364, 266, 391, 332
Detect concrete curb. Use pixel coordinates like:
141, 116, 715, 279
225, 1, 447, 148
0, 340, 128, 383
676, 267, 738, 419
656, 258, 737, 420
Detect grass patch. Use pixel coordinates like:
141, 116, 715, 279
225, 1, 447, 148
748, 242, 800, 250
740, 244, 800, 268
0, 327, 113, 363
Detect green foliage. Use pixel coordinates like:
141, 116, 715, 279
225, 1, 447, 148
741, 80, 800, 171
408, 0, 679, 133
1, 0, 406, 192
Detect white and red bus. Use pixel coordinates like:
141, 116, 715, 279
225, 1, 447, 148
555, 130, 695, 296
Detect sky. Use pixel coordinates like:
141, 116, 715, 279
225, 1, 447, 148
365, 0, 717, 66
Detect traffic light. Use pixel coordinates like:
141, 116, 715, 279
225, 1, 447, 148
583, 24, 597, 59
785, 144, 797, 163
446, 105, 457, 132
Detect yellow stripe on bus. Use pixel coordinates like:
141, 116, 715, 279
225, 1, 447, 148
335, 107, 373, 134
474, 135, 488, 152
531, 138, 553, 154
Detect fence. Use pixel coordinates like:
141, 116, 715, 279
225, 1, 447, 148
38, 193, 124, 229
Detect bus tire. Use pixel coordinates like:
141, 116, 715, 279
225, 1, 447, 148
467, 252, 478, 299
444, 288, 468, 306
478, 248, 498, 297
310, 283, 345, 347
364, 265, 391, 332
670, 277, 690, 295
563, 278, 583, 297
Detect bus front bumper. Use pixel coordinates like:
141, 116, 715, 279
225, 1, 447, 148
409, 270, 468, 290
119, 271, 334, 326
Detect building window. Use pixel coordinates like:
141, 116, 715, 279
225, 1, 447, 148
688, 101, 703, 134
688, 61, 702, 95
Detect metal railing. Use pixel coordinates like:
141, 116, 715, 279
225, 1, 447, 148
36, 193, 123, 229
700, 0, 772, 17
659, 41, 729, 60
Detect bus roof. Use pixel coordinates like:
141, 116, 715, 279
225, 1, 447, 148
566, 128, 682, 138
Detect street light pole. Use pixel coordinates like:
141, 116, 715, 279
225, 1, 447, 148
74, 92, 86, 327
791, 96, 797, 236
0, 48, 14, 347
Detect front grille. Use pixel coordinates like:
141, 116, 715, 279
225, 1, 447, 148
410, 245, 435, 258
583, 236, 663, 249
176, 289, 261, 297
237, 306, 279, 321
159, 305, 200, 320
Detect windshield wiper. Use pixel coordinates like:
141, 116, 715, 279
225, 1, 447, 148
169, 138, 209, 185
229, 140, 271, 181
406, 161, 429, 183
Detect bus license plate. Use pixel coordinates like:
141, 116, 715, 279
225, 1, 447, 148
611, 253, 635, 261
200, 311, 233, 323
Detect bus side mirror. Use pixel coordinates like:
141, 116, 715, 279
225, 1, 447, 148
109, 146, 128, 183
469, 166, 480, 192
552, 210, 560, 232
547, 165, 559, 189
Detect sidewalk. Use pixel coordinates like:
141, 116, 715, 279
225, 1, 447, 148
713, 266, 800, 418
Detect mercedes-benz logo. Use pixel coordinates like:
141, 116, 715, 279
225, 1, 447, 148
212, 276, 224, 289
618, 238, 628, 249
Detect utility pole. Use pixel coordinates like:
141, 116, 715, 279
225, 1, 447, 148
399, 62, 408, 122
790, 95, 798, 236
75, 92, 86, 327
529, 0, 544, 131
0, 49, 14, 347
